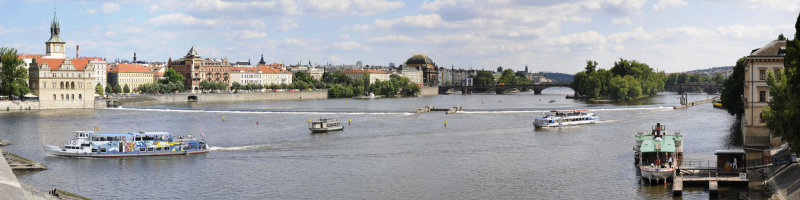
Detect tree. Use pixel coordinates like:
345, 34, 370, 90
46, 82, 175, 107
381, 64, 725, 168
0, 47, 30, 98
721, 57, 746, 116
473, 71, 495, 86
123, 84, 130, 93
95, 83, 104, 96
231, 82, 241, 92
161, 68, 185, 84
105, 84, 112, 95
779, 33, 787, 41
763, 12, 800, 154
585, 60, 598, 74
113, 84, 122, 94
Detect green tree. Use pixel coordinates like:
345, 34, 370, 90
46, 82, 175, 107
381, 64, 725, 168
721, 57, 746, 115
95, 83, 104, 96
585, 60, 598, 74
105, 84, 112, 94
231, 82, 241, 92
161, 68, 185, 84
123, 84, 130, 93
113, 84, 122, 94
473, 71, 495, 86
763, 13, 800, 154
0, 47, 30, 98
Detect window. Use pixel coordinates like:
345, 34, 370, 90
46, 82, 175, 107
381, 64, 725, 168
79, 94, 82, 100
759, 91, 766, 102
760, 70, 766, 80
43, 82, 47, 88
53, 94, 56, 100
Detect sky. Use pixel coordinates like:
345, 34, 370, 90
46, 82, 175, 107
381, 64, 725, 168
1, 0, 799, 74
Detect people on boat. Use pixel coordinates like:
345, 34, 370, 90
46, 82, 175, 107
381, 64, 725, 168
732, 157, 737, 169
668, 157, 673, 168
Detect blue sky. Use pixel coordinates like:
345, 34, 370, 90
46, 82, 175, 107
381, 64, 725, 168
1, 0, 799, 73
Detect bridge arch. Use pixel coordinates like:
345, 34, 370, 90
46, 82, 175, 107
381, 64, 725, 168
188, 96, 198, 102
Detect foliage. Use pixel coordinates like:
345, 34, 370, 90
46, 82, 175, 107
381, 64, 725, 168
473, 71, 495, 86
572, 59, 665, 100
137, 82, 184, 94
721, 57, 746, 115
113, 84, 122, 94
105, 84, 112, 95
0, 47, 30, 98
763, 13, 800, 154
328, 84, 353, 98
95, 83, 104, 96
321, 71, 352, 85
199, 80, 227, 92
123, 84, 130, 93
161, 68, 185, 85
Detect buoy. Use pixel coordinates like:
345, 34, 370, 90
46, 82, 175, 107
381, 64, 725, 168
444, 120, 447, 127
348, 118, 351, 126
256, 121, 259, 125
222, 116, 225, 121
346, 100, 348, 104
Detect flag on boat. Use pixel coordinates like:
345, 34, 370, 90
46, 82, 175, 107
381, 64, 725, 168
201, 133, 204, 138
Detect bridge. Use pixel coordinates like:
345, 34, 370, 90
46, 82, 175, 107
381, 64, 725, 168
666, 82, 723, 94
438, 83, 574, 95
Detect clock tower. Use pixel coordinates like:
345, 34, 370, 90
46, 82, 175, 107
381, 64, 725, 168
44, 10, 66, 59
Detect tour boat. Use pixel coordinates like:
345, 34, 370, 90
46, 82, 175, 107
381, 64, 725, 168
634, 123, 683, 183
44, 131, 209, 157
309, 118, 344, 133
532, 109, 598, 128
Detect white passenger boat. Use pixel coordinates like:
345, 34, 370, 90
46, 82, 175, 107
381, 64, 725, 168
310, 118, 344, 133
533, 109, 598, 128
44, 131, 209, 157
634, 123, 683, 183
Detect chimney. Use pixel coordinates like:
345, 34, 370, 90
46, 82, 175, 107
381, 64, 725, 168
76, 45, 79, 58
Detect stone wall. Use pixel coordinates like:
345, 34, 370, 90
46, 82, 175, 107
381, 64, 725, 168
420, 87, 439, 96
0, 100, 39, 112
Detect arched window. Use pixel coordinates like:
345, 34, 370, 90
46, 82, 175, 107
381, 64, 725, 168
60, 82, 64, 89
53, 94, 56, 100
71, 82, 75, 89
61, 94, 64, 100
79, 94, 82, 100
71, 94, 74, 100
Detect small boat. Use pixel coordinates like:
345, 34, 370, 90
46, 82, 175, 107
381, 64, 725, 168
533, 109, 598, 128
634, 123, 683, 183
44, 131, 209, 157
548, 100, 556, 103
310, 118, 344, 133
712, 97, 723, 108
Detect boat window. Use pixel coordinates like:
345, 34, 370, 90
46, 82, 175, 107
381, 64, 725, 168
140, 147, 146, 152
164, 147, 170, 151
100, 148, 106, 153
147, 147, 154, 152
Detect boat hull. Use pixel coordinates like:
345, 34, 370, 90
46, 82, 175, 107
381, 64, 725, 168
533, 119, 597, 128
44, 145, 210, 158
640, 166, 675, 181
310, 126, 344, 133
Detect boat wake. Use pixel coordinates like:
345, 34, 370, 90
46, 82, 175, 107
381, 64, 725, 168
112, 107, 414, 116
210, 144, 268, 151
458, 106, 674, 114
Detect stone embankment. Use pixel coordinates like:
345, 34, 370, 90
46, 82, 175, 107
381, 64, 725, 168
673, 98, 714, 109
98, 90, 329, 107
0, 100, 38, 112
0, 148, 26, 200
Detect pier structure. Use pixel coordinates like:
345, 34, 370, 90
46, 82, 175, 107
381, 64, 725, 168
672, 150, 749, 196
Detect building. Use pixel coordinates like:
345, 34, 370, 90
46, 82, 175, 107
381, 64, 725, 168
398, 66, 423, 85
230, 67, 292, 86
342, 69, 390, 84
169, 47, 231, 92
405, 54, 438, 86
107, 63, 155, 92
26, 11, 96, 109
743, 39, 786, 147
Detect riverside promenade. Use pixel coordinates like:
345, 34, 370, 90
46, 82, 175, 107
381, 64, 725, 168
0, 148, 26, 200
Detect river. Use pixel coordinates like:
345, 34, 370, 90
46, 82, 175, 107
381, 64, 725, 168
1, 88, 761, 199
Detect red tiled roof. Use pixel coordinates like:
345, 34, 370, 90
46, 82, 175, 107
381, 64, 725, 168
109, 63, 152, 73
77, 57, 105, 61
35, 58, 90, 71
18, 54, 45, 59
342, 69, 389, 74
230, 67, 290, 74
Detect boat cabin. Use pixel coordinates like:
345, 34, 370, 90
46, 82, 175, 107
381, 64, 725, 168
715, 149, 746, 174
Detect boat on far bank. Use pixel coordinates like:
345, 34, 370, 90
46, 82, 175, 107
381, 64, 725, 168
634, 123, 683, 183
44, 131, 209, 157
712, 97, 723, 108
533, 109, 598, 128
310, 118, 344, 133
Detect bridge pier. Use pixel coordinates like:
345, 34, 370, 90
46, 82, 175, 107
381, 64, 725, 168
495, 86, 504, 94
533, 88, 543, 95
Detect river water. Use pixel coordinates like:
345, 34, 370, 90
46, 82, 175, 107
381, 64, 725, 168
1, 88, 758, 199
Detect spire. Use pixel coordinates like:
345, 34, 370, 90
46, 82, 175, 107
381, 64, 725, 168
186, 46, 199, 57
47, 9, 63, 43
258, 54, 266, 65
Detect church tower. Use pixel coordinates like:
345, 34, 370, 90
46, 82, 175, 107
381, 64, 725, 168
44, 10, 66, 59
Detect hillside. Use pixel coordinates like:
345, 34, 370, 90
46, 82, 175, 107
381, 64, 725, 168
539, 72, 574, 83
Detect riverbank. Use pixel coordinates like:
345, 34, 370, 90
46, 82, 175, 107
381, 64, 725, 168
0, 100, 38, 112
101, 90, 329, 107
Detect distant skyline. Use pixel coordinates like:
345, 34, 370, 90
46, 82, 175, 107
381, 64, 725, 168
1, 0, 798, 73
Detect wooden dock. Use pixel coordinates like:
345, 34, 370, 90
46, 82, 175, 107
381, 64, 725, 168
673, 98, 714, 109
672, 167, 748, 196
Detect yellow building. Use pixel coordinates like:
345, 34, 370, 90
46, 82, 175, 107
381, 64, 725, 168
342, 69, 390, 84
743, 39, 786, 147
108, 64, 155, 92
29, 58, 96, 108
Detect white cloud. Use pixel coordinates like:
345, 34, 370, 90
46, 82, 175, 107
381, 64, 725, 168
374, 14, 459, 29
340, 34, 350, 39
102, 2, 120, 14
224, 30, 268, 41
732, 0, 800, 12
368, 34, 414, 42
546, 31, 607, 46
330, 42, 363, 50
612, 17, 632, 24
144, 13, 218, 26
85, 9, 97, 14
653, 0, 687, 11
